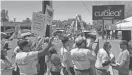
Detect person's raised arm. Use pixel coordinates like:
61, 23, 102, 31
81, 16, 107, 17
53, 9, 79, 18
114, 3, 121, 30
37, 37, 54, 57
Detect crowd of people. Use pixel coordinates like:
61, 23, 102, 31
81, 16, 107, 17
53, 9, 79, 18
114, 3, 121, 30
1, 31, 132, 75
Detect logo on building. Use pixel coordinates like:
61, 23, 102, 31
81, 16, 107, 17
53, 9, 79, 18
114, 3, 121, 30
92, 5, 124, 20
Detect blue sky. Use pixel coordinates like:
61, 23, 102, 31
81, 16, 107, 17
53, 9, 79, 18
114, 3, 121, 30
1, 1, 132, 23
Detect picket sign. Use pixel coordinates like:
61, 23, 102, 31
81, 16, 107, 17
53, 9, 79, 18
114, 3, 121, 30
45, 5, 54, 25
31, 5, 54, 50
31, 12, 47, 37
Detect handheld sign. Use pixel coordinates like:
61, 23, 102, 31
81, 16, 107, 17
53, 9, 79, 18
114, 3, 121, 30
45, 5, 54, 25
31, 12, 47, 37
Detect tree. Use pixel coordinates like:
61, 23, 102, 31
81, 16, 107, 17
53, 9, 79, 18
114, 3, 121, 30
22, 18, 31, 23
1, 9, 9, 22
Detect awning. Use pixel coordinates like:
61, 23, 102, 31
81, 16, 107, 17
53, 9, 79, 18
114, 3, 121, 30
108, 16, 132, 30
116, 21, 132, 30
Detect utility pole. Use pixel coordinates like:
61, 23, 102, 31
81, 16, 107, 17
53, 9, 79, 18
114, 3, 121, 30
38, 1, 53, 75
42, 0, 52, 37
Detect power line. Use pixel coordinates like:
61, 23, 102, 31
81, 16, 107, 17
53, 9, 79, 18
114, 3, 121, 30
81, 0, 92, 15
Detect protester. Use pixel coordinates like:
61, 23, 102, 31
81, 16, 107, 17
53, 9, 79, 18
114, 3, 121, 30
85, 34, 96, 75
60, 36, 75, 75
1, 42, 14, 75
12, 34, 32, 60
71, 37, 96, 75
111, 40, 130, 75
95, 42, 112, 75
46, 47, 62, 75
15, 37, 54, 75
13, 39, 32, 60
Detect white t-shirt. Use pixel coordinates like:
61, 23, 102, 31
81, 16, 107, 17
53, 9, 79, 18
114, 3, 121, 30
15, 51, 38, 75
71, 48, 92, 70
60, 47, 73, 67
95, 48, 110, 70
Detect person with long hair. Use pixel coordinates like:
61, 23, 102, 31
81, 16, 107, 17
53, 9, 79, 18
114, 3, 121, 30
46, 46, 62, 75
85, 34, 96, 75
111, 40, 130, 75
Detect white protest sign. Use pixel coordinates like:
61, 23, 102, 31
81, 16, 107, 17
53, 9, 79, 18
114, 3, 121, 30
31, 12, 47, 37
45, 5, 54, 25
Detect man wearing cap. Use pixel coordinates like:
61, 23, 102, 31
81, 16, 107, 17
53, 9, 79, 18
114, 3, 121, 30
71, 37, 96, 75
95, 42, 112, 75
15, 37, 54, 75
111, 40, 130, 75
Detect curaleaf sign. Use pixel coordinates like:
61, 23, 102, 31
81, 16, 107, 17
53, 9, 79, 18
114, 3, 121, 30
92, 5, 124, 20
